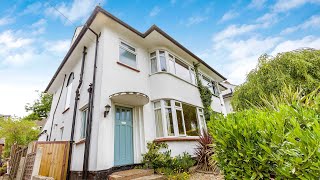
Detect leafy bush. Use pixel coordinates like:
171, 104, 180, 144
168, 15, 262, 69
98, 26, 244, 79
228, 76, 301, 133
232, 49, 320, 110
195, 131, 218, 173
209, 87, 320, 179
142, 142, 195, 179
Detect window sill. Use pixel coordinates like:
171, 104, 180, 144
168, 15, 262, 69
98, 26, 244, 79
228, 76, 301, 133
62, 107, 70, 114
149, 72, 198, 88
117, 61, 140, 72
75, 138, 86, 145
154, 136, 200, 142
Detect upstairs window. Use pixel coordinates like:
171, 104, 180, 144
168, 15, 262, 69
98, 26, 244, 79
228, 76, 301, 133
65, 72, 74, 110
201, 74, 219, 96
119, 41, 137, 68
149, 50, 197, 85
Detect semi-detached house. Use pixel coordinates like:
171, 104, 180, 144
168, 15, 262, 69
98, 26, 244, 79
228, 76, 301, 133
39, 6, 229, 179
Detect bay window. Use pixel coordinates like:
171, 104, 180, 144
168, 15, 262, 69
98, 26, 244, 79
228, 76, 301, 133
149, 50, 197, 85
153, 99, 206, 138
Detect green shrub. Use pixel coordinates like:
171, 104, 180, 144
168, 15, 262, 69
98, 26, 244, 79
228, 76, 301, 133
195, 130, 218, 172
209, 87, 320, 179
142, 142, 195, 178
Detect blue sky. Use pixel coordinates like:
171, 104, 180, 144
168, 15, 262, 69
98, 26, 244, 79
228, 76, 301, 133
0, 0, 319, 116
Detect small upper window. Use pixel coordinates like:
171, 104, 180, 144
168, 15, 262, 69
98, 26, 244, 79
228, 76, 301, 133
119, 41, 137, 68
65, 72, 74, 110
80, 108, 88, 139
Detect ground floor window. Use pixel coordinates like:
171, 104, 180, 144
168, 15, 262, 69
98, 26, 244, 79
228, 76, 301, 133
153, 99, 206, 138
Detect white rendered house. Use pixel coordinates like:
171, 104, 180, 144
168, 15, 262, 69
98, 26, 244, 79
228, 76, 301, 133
40, 6, 228, 179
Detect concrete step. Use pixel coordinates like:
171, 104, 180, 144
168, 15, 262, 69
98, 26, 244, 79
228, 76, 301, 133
133, 174, 165, 180
109, 169, 154, 180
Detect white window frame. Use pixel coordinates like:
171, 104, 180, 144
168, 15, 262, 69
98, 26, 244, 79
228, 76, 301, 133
80, 107, 88, 139
153, 99, 206, 138
119, 40, 138, 69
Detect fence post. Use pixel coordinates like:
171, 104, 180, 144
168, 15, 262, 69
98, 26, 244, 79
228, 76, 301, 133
31, 147, 43, 179
16, 157, 26, 180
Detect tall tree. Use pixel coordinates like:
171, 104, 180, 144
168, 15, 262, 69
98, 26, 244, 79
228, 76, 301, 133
24, 92, 53, 120
0, 117, 39, 157
232, 49, 320, 110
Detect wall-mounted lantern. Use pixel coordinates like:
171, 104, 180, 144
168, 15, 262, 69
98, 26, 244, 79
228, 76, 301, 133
104, 104, 111, 117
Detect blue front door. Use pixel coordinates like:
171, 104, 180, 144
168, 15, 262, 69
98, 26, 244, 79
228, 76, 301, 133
114, 106, 134, 166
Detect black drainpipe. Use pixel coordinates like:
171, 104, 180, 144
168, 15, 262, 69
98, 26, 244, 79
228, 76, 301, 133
67, 46, 87, 180
48, 74, 66, 141
82, 28, 100, 179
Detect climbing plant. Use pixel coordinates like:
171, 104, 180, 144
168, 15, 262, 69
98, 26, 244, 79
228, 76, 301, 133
194, 63, 213, 121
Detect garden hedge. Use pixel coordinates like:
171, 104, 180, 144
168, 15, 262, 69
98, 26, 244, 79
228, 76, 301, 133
209, 87, 320, 179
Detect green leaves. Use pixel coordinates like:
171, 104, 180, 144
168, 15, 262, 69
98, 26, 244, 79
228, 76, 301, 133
232, 49, 320, 111
0, 117, 39, 158
209, 87, 320, 179
25, 92, 53, 120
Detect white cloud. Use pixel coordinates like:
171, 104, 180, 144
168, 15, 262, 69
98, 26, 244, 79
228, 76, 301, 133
271, 36, 320, 54
0, 31, 33, 49
273, 0, 320, 12
45, 40, 70, 54
0, 84, 40, 117
20, 2, 43, 15
149, 6, 161, 17
213, 24, 259, 42
31, 19, 47, 35
219, 11, 239, 23
210, 37, 281, 83
281, 15, 320, 34
0, 16, 15, 26
46, 0, 105, 24
248, 0, 267, 9
186, 16, 208, 26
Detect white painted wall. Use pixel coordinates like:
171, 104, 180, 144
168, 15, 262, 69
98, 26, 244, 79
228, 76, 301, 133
41, 15, 227, 172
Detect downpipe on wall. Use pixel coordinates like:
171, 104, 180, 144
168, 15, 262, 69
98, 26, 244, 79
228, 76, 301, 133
82, 27, 100, 180
48, 74, 66, 141
66, 46, 87, 180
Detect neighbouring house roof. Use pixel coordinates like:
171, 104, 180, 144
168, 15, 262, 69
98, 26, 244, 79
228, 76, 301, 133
45, 6, 226, 92
35, 118, 47, 128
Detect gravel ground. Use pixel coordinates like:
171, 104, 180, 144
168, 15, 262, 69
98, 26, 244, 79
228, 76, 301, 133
190, 172, 224, 180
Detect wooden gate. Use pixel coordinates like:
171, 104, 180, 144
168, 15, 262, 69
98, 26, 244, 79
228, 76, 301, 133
34, 141, 70, 180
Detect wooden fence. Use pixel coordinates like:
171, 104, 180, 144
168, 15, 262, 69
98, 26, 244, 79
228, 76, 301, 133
35, 141, 70, 180
8, 141, 70, 180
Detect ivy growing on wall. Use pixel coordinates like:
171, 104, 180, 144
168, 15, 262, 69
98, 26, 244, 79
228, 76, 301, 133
193, 63, 212, 121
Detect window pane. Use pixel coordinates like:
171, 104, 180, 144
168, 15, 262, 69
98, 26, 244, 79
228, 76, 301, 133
202, 75, 213, 93
65, 84, 72, 109
154, 101, 161, 108
176, 110, 185, 136
175, 59, 190, 81
151, 57, 157, 73
165, 108, 174, 136
81, 109, 87, 139
159, 51, 167, 72
168, 55, 175, 74
121, 42, 135, 52
164, 100, 171, 107
155, 109, 163, 137
150, 52, 156, 57
190, 69, 196, 84
119, 47, 137, 68
199, 114, 206, 132
175, 102, 181, 107
182, 103, 199, 136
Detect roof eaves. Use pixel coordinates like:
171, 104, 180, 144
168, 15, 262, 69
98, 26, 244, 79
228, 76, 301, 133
45, 6, 226, 92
